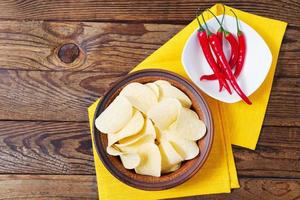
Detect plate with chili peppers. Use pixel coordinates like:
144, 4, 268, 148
182, 9, 272, 104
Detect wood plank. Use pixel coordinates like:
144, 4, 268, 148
234, 126, 300, 178
0, 21, 181, 73
264, 77, 300, 126
178, 178, 300, 200
0, 121, 298, 178
0, 0, 298, 25
0, 121, 94, 175
0, 70, 119, 122
0, 175, 97, 200
0, 175, 299, 200
0, 21, 296, 78
0, 70, 298, 125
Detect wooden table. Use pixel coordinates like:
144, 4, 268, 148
0, 1, 299, 199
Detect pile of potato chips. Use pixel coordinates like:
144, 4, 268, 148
96, 80, 206, 177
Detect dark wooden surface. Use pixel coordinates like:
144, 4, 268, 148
0, 0, 299, 199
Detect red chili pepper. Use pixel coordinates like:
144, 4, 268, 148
231, 9, 246, 78
200, 74, 218, 81
201, 14, 252, 105
209, 22, 225, 91
226, 32, 239, 67
217, 29, 223, 43
211, 8, 239, 68
216, 10, 225, 85
201, 8, 224, 84
201, 9, 239, 83
196, 13, 232, 94
209, 35, 251, 104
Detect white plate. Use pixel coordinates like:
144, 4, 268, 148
182, 15, 272, 103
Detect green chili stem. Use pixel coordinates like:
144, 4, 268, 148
230, 9, 240, 33
196, 15, 204, 31
201, 13, 211, 34
220, 4, 225, 26
207, 9, 223, 30
195, 8, 205, 31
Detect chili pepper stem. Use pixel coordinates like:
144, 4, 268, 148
230, 9, 241, 34
201, 13, 212, 34
195, 10, 205, 31
220, 4, 225, 26
207, 9, 224, 31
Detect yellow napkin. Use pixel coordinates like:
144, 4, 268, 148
133, 5, 287, 150
88, 4, 287, 199
89, 98, 237, 200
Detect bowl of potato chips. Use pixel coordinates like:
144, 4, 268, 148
93, 69, 213, 190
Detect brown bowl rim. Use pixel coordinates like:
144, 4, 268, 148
92, 69, 213, 190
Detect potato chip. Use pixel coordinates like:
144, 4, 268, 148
120, 82, 157, 114
115, 134, 153, 153
95, 95, 132, 134
156, 82, 192, 108
118, 118, 156, 146
107, 110, 144, 146
164, 131, 200, 160
154, 126, 162, 141
162, 163, 181, 174
108, 132, 152, 156
154, 80, 171, 86
147, 98, 181, 130
120, 153, 140, 169
106, 145, 123, 156
145, 82, 160, 99
99, 80, 205, 176
174, 107, 206, 141
135, 143, 161, 177
159, 138, 183, 172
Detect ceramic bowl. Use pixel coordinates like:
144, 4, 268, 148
182, 15, 272, 103
92, 69, 213, 190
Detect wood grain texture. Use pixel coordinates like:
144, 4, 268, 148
0, 0, 298, 25
176, 178, 300, 200
0, 175, 299, 200
0, 70, 298, 125
234, 126, 300, 178
0, 21, 180, 72
0, 70, 120, 121
0, 175, 97, 200
0, 21, 296, 78
0, 121, 298, 178
0, 121, 94, 174
264, 77, 300, 126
